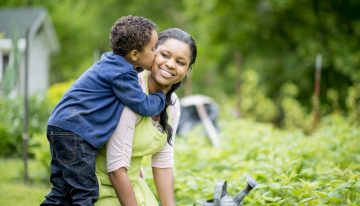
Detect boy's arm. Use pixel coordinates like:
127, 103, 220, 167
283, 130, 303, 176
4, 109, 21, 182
112, 71, 165, 116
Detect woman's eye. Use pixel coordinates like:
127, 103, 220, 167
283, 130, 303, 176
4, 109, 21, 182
177, 61, 186, 66
161, 53, 169, 58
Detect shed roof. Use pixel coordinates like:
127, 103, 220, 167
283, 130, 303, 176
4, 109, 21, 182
0, 8, 46, 38
0, 7, 59, 52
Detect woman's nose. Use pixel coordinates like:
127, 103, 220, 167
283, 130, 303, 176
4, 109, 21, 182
165, 59, 176, 69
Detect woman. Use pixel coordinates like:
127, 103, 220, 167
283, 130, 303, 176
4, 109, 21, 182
96, 28, 197, 206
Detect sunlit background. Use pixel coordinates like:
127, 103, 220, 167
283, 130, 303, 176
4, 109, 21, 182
0, 0, 359, 205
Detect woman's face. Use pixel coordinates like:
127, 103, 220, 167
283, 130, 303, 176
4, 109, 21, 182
150, 39, 191, 88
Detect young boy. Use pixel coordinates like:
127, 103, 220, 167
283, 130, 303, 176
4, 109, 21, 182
41, 16, 164, 206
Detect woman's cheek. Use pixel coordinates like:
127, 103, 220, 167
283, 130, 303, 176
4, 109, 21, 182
156, 54, 165, 62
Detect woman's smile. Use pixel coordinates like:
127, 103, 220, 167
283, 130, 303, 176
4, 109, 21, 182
159, 67, 175, 78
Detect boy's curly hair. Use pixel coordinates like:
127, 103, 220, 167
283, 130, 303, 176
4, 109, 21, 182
110, 15, 156, 56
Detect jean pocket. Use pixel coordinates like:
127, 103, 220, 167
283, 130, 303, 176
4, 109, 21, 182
51, 132, 77, 164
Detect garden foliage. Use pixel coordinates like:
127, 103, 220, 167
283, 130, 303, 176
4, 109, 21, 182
170, 115, 359, 205
0, 95, 50, 157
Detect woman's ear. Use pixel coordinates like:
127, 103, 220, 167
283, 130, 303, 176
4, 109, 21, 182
129, 50, 140, 62
186, 66, 192, 75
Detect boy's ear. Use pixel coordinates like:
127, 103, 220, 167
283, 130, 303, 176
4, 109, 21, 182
129, 50, 140, 62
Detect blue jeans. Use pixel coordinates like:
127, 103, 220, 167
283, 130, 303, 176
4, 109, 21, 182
41, 125, 99, 206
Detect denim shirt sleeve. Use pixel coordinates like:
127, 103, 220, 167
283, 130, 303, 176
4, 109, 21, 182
111, 71, 166, 116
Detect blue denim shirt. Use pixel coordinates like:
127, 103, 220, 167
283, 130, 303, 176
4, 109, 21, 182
48, 52, 165, 148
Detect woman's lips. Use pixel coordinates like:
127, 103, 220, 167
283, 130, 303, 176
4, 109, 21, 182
159, 68, 174, 78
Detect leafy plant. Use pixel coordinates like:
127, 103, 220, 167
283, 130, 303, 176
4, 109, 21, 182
46, 79, 74, 108
147, 114, 360, 205
0, 95, 51, 157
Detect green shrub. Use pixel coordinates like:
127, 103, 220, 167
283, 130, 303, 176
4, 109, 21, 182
0, 79, 72, 158
216, 69, 277, 123
0, 95, 51, 157
240, 70, 277, 123
346, 84, 360, 125
166, 114, 360, 205
0, 124, 19, 156
29, 132, 50, 180
218, 70, 312, 131
46, 79, 74, 108
0, 97, 23, 156
278, 83, 312, 132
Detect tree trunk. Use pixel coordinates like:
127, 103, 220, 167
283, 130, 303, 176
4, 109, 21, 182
312, 54, 322, 130
234, 51, 242, 118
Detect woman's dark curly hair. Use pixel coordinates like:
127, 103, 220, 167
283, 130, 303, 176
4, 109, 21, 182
110, 15, 156, 56
157, 28, 197, 146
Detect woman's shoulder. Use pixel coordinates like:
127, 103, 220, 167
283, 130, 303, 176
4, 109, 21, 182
171, 92, 179, 103
169, 93, 181, 122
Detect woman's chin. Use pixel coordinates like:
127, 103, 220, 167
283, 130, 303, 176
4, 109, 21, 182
153, 73, 182, 88
157, 80, 174, 89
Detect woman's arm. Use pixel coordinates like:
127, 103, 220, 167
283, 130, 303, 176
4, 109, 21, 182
109, 168, 138, 206
106, 107, 139, 205
152, 167, 175, 206
151, 94, 180, 168
151, 94, 180, 206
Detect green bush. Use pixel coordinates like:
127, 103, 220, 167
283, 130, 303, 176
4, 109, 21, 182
0, 97, 24, 157
46, 79, 74, 108
0, 79, 72, 158
218, 70, 313, 131
239, 70, 277, 123
278, 83, 313, 132
0, 95, 51, 157
346, 84, 360, 125
165, 114, 360, 205
0, 124, 19, 156
29, 132, 50, 180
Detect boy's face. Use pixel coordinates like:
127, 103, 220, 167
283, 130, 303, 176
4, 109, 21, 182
136, 30, 158, 70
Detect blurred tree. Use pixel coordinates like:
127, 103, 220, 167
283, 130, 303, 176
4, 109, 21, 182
1, 0, 359, 117
182, 0, 360, 113
1, 0, 184, 82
